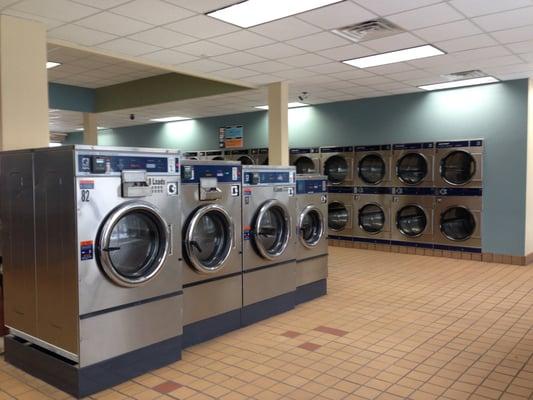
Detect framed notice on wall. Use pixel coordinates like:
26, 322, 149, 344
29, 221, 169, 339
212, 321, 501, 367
219, 125, 244, 148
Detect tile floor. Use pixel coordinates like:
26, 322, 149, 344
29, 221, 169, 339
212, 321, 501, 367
1, 247, 533, 400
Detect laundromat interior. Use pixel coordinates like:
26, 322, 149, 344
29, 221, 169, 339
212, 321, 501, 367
1, 1, 533, 399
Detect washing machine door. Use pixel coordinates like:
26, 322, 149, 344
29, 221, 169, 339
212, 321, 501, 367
97, 201, 170, 288
359, 154, 385, 184
298, 205, 324, 248
396, 205, 427, 237
324, 155, 348, 184
440, 206, 476, 241
359, 204, 385, 233
237, 155, 254, 165
328, 201, 349, 231
440, 150, 475, 185
294, 156, 316, 174
253, 199, 291, 260
397, 153, 427, 185
185, 204, 234, 273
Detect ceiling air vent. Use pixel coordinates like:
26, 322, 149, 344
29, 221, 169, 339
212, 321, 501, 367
332, 18, 404, 43
441, 70, 487, 81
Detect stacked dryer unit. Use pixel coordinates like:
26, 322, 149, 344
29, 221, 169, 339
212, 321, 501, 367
0, 146, 182, 398
241, 166, 296, 325
183, 151, 201, 160
200, 149, 225, 160
295, 175, 328, 304
290, 147, 320, 174
225, 149, 255, 165
251, 147, 269, 165
180, 160, 242, 347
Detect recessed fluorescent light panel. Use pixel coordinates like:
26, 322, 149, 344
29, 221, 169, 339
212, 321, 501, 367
150, 116, 191, 122
343, 45, 444, 68
254, 102, 309, 110
207, 0, 343, 28
46, 61, 61, 69
75, 127, 107, 130
418, 77, 499, 91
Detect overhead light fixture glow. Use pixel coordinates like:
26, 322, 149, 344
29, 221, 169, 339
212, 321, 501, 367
343, 45, 444, 68
46, 61, 61, 69
49, 142, 62, 147
418, 76, 499, 91
207, 0, 343, 28
150, 116, 191, 122
254, 102, 309, 110
75, 126, 107, 131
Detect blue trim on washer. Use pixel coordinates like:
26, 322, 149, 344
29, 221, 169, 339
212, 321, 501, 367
393, 142, 434, 150
353, 237, 391, 245
436, 139, 483, 148
241, 292, 295, 326
296, 279, 327, 305
392, 187, 434, 196
355, 186, 392, 194
183, 309, 241, 348
390, 240, 434, 249
327, 186, 354, 193
435, 188, 483, 196
433, 244, 482, 253
290, 147, 319, 154
328, 235, 353, 241
320, 146, 353, 153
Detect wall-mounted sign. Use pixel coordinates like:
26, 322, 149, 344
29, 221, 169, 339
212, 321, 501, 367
219, 125, 244, 148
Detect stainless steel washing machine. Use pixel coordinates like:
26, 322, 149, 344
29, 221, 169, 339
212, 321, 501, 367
241, 166, 296, 325
183, 151, 200, 160
354, 145, 392, 187
392, 142, 435, 187
435, 139, 483, 188
225, 149, 255, 165
180, 160, 242, 347
327, 186, 354, 244
434, 188, 482, 252
0, 145, 182, 398
320, 146, 355, 186
391, 188, 434, 249
200, 149, 225, 161
290, 147, 320, 174
295, 175, 328, 305
353, 187, 392, 244
251, 147, 269, 165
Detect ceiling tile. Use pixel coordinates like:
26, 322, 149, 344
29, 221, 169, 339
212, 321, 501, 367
165, 15, 239, 39
387, 3, 463, 30
273, 68, 317, 79
305, 62, 355, 74
214, 67, 257, 79
246, 61, 291, 73
129, 27, 196, 48
247, 43, 306, 59
250, 17, 321, 41
507, 40, 533, 54
279, 53, 331, 67
110, 0, 194, 25
353, 0, 443, 15
437, 34, 498, 53
473, 7, 533, 31
241, 74, 281, 85
48, 25, 117, 46
209, 30, 275, 50
490, 26, 533, 44
12, 0, 98, 22
366, 62, 416, 74
413, 20, 483, 42
142, 49, 198, 65
174, 41, 234, 57
71, 0, 131, 9
453, 45, 512, 61
317, 44, 374, 61
363, 32, 425, 52
449, 0, 533, 17
76, 12, 152, 36
163, 0, 236, 13
297, 1, 376, 29
211, 52, 266, 66
97, 38, 161, 56
286, 32, 350, 52
331, 69, 375, 80
519, 52, 533, 62
2, 9, 64, 29
176, 58, 231, 73
386, 69, 433, 81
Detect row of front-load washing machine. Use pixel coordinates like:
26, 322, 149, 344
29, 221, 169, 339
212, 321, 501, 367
0, 145, 328, 398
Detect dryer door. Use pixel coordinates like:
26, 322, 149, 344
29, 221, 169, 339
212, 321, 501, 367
328, 201, 351, 231
440, 150, 476, 185
97, 201, 170, 288
294, 156, 316, 174
324, 155, 348, 184
440, 206, 476, 241
185, 204, 234, 274
359, 203, 385, 234
298, 205, 325, 248
237, 155, 254, 165
359, 154, 385, 184
396, 205, 427, 237
253, 199, 291, 260
397, 153, 428, 185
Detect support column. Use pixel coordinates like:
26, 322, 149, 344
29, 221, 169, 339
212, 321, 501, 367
268, 81, 289, 166
83, 112, 98, 145
0, 15, 49, 150
525, 78, 533, 262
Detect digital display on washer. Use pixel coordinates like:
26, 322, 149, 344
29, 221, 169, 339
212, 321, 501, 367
296, 179, 327, 194
243, 171, 291, 185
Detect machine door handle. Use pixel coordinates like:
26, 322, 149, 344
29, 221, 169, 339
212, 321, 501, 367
259, 227, 276, 236
103, 246, 121, 252
190, 240, 203, 253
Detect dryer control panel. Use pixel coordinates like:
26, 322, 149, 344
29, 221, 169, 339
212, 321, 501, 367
77, 152, 179, 176
243, 170, 295, 186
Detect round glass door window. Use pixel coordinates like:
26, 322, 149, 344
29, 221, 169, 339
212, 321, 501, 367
324, 155, 348, 184
213, 156, 225, 161
440, 206, 476, 241
185, 205, 233, 273
294, 156, 316, 174
396, 205, 427, 237
254, 201, 290, 259
359, 204, 385, 233
359, 154, 385, 184
328, 202, 349, 231
397, 153, 427, 185
440, 150, 475, 185
237, 155, 254, 165
299, 207, 323, 247
98, 203, 168, 287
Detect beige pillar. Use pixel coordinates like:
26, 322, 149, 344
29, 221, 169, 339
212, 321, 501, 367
268, 81, 289, 166
83, 112, 98, 145
525, 78, 533, 259
0, 15, 49, 150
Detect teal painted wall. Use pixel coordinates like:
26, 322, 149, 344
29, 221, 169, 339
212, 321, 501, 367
49, 83, 95, 112
64, 79, 529, 256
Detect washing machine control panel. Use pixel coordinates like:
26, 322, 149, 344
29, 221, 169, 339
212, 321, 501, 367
77, 153, 179, 175
243, 171, 294, 185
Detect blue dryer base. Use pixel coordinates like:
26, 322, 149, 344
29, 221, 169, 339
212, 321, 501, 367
241, 291, 296, 327
296, 279, 327, 305
183, 309, 241, 348
4, 334, 182, 399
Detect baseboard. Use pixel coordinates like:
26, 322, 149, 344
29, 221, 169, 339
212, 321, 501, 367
183, 309, 241, 348
241, 291, 295, 327
295, 279, 327, 305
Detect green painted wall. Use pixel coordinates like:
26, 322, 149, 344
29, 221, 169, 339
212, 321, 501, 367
65, 79, 529, 256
